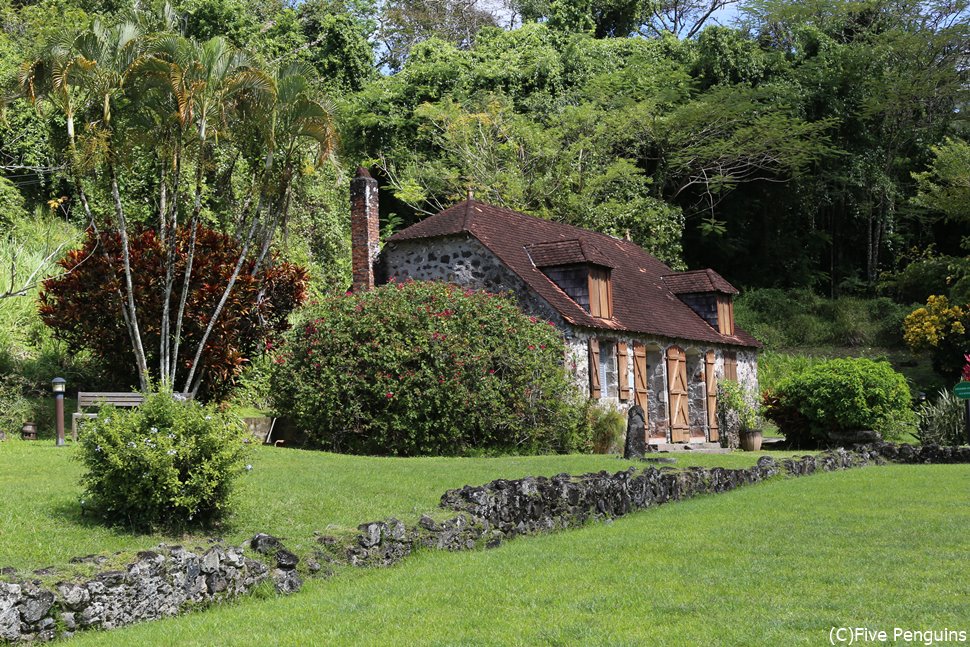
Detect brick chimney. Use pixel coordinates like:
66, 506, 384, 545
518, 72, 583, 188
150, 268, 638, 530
350, 166, 380, 291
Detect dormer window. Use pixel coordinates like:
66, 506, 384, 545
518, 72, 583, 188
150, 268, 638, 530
661, 269, 739, 336
526, 239, 615, 320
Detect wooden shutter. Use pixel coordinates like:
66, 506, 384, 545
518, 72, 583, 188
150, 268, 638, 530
705, 350, 719, 442
723, 351, 737, 382
717, 296, 735, 335
632, 342, 648, 414
587, 268, 613, 319
666, 346, 690, 442
617, 342, 630, 401
588, 338, 601, 398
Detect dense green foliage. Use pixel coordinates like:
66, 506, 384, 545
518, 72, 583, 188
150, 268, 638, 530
763, 358, 915, 447
1, 0, 967, 409
587, 403, 625, 453
734, 288, 909, 349
916, 389, 967, 446
717, 379, 759, 431
76, 392, 250, 531
271, 281, 588, 456
0, 374, 34, 435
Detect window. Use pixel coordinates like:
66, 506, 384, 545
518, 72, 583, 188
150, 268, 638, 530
588, 338, 617, 399
588, 267, 613, 319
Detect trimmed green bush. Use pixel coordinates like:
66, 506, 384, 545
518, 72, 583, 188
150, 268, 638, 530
77, 392, 250, 531
762, 358, 915, 447
917, 389, 967, 446
271, 280, 589, 456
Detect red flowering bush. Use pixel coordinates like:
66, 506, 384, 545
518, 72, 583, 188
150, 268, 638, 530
270, 280, 589, 456
39, 226, 307, 399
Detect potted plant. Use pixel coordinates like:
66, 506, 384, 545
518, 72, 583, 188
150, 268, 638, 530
718, 380, 762, 451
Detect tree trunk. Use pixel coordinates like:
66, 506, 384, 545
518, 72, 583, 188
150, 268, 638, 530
109, 162, 150, 391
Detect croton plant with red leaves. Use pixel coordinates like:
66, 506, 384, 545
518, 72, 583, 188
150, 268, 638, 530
39, 226, 307, 400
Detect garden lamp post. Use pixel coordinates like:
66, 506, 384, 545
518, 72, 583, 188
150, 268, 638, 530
52, 377, 66, 447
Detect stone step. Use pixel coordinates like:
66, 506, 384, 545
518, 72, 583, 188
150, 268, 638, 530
648, 442, 732, 454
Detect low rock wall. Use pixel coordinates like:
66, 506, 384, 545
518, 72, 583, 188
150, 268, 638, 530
3, 443, 969, 643
0, 536, 303, 643
341, 443, 970, 567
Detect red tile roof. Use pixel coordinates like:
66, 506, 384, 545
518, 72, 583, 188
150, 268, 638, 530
662, 269, 739, 295
524, 239, 615, 268
388, 200, 760, 348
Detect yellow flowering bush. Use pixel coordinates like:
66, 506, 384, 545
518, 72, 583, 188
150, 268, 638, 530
903, 295, 970, 379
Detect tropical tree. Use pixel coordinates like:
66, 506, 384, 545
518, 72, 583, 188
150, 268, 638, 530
19, 8, 335, 395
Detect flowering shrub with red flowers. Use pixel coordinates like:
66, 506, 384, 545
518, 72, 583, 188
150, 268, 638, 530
270, 280, 590, 456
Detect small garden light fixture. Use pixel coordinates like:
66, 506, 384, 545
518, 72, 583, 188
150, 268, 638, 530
52, 377, 66, 447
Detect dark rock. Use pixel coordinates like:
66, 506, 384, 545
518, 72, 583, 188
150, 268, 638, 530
272, 569, 302, 594
96, 571, 125, 587
275, 550, 299, 571
624, 405, 646, 459
19, 588, 54, 624
357, 522, 385, 548
249, 534, 282, 555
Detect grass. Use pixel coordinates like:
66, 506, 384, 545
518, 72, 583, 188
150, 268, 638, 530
66, 463, 970, 646
0, 439, 806, 573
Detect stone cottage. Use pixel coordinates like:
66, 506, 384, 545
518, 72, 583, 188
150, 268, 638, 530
350, 169, 761, 447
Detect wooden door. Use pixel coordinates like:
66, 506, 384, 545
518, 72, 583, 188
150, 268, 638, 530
667, 346, 690, 443
705, 350, 719, 442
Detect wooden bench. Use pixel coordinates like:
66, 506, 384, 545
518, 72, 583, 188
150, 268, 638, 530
72, 392, 192, 441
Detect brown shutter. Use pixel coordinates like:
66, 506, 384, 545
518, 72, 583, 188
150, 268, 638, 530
667, 346, 690, 443
633, 342, 648, 414
603, 271, 613, 318
588, 271, 600, 318
705, 350, 719, 442
723, 351, 737, 381
717, 296, 735, 335
617, 342, 630, 401
588, 338, 601, 398
587, 268, 613, 319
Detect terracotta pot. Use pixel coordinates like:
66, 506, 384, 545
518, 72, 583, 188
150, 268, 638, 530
739, 429, 762, 452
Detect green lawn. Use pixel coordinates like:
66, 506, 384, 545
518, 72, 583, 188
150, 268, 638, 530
0, 439, 803, 573
65, 464, 970, 646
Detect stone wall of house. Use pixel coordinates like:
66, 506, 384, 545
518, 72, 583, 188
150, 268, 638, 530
568, 327, 756, 444
377, 235, 568, 329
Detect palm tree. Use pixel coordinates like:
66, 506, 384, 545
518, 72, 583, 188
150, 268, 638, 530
182, 61, 336, 394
